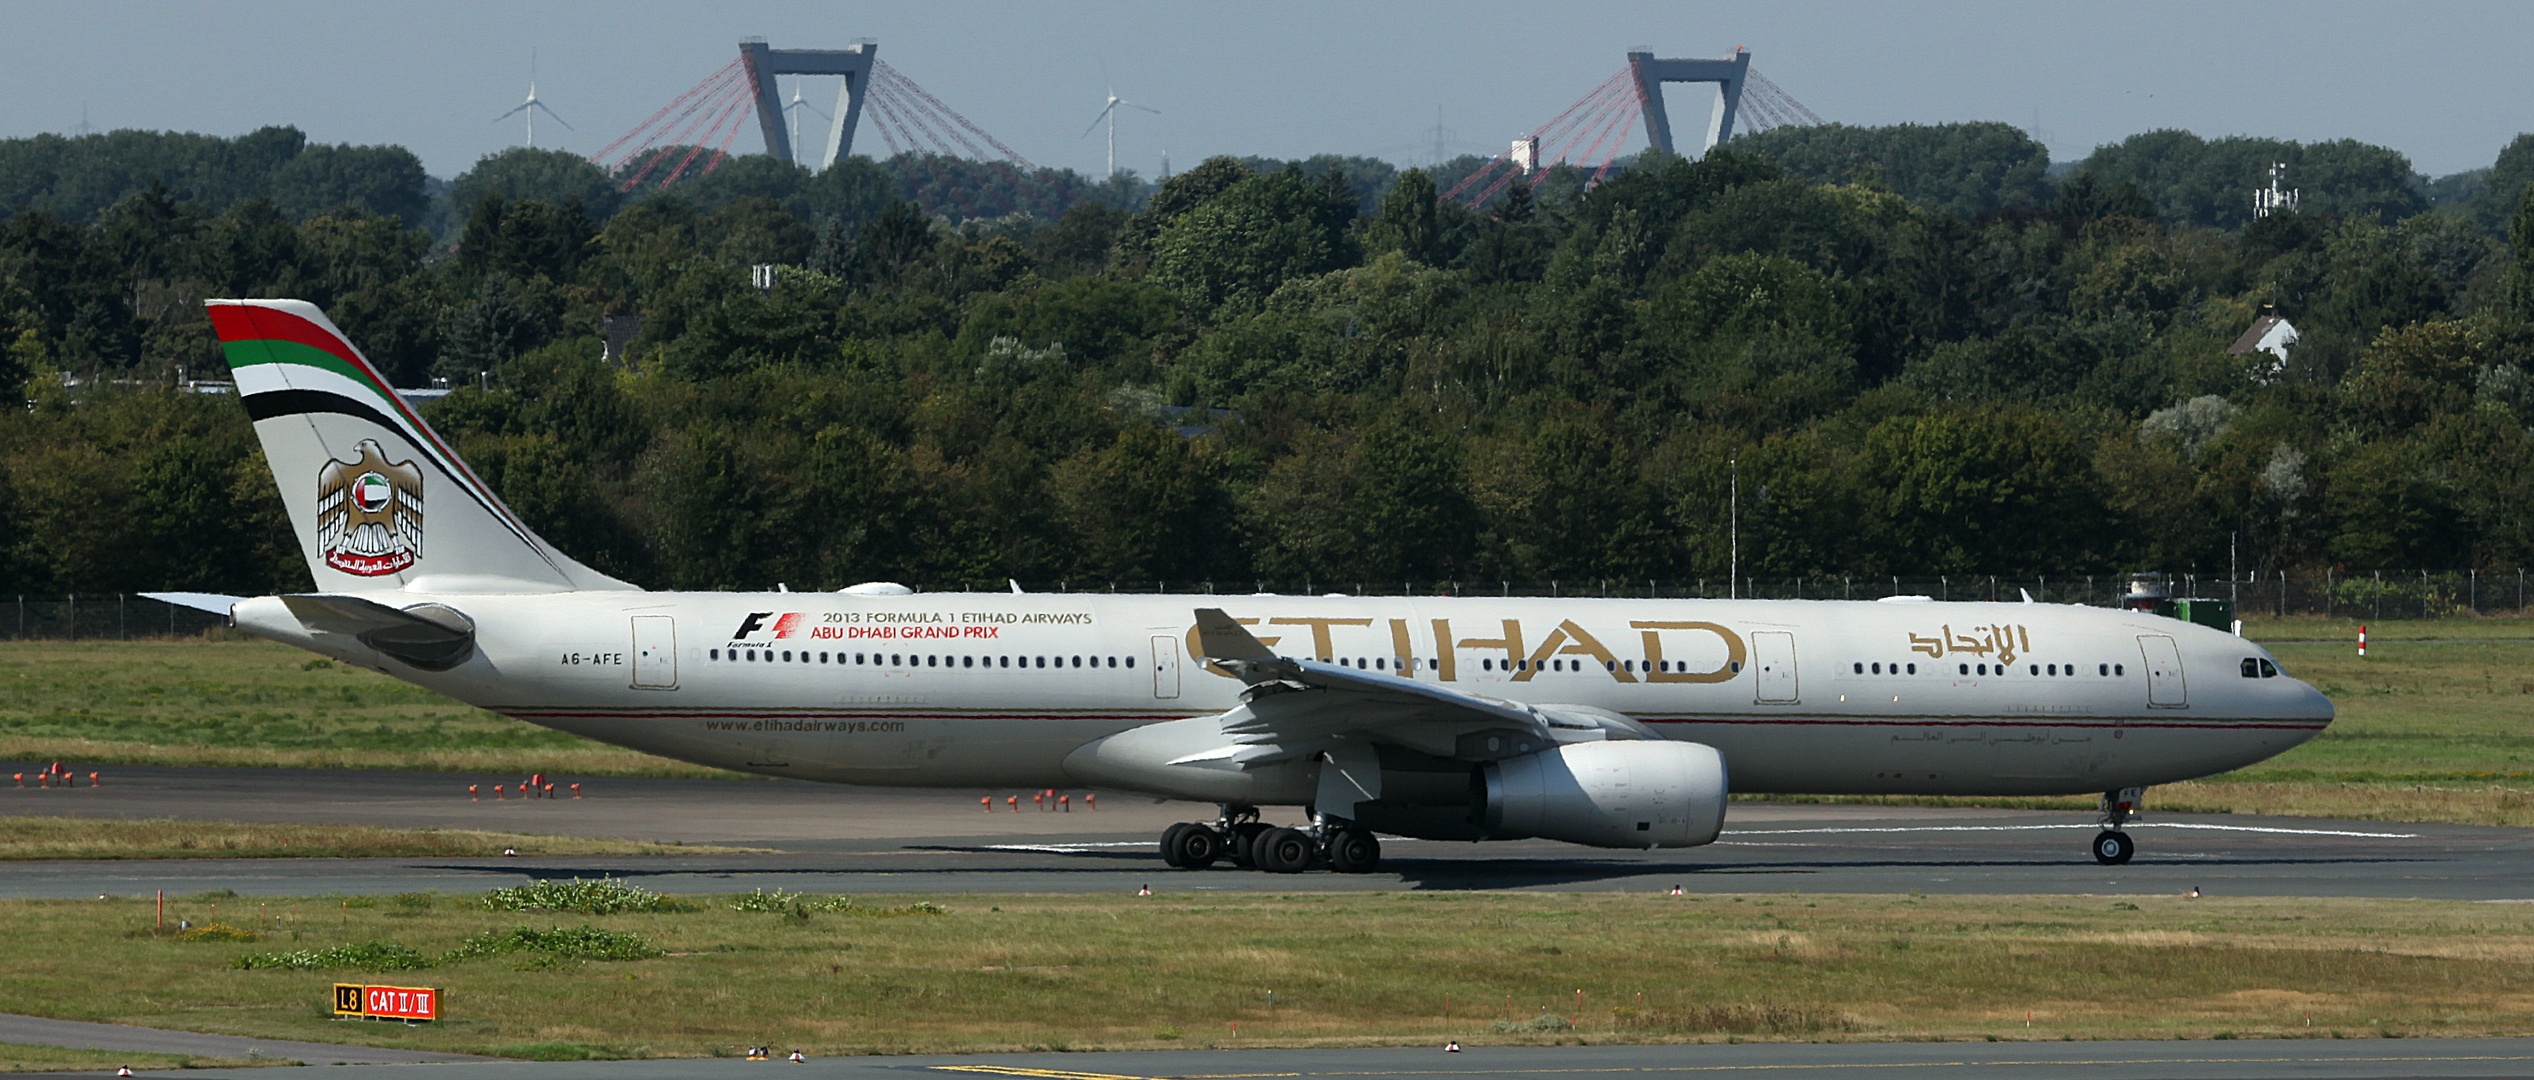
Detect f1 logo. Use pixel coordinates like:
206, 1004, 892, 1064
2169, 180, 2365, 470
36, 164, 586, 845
732, 612, 775, 638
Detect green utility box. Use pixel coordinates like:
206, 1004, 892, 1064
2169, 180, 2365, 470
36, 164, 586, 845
2157, 597, 2234, 631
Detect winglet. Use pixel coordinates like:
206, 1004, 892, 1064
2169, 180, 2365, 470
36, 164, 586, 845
1193, 608, 1276, 662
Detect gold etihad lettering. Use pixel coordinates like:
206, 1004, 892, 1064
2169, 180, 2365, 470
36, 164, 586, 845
1456, 619, 1524, 670
1268, 617, 1374, 660
1515, 619, 1633, 682
1180, 613, 1759, 686
1908, 624, 2031, 664
1632, 621, 1746, 684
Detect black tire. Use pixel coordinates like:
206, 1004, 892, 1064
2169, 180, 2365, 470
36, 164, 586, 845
1228, 821, 1271, 867
1326, 828, 1381, 874
1256, 826, 1316, 873
2093, 829, 2135, 865
1159, 823, 1193, 868
1167, 824, 1222, 869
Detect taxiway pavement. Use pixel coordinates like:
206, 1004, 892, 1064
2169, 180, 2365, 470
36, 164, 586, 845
1, 764, 2524, 901
144, 1036, 2534, 1079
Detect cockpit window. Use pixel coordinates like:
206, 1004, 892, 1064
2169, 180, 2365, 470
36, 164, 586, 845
2258, 658, 2280, 678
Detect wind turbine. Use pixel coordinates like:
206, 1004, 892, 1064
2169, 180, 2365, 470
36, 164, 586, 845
493, 51, 572, 149
1080, 86, 1159, 180
783, 81, 830, 168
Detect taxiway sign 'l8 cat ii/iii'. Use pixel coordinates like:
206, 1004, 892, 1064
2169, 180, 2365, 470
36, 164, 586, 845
151, 300, 2334, 873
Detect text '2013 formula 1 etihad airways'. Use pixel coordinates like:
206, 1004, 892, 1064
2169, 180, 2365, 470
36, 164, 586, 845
152, 299, 2334, 873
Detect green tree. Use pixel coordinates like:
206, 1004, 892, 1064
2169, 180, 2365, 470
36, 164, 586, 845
450, 148, 621, 227
1733, 122, 2052, 217
1049, 425, 1230, 581
1146, 171, 1357, 319
1366, 168, 1440, 264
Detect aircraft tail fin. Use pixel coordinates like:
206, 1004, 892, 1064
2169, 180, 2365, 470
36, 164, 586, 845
205, 299, 636, 595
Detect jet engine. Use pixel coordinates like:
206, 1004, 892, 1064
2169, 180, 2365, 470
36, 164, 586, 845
1475, 740, 1727, 848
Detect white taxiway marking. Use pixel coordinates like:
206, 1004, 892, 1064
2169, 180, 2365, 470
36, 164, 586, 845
1726, 823, 2418, 839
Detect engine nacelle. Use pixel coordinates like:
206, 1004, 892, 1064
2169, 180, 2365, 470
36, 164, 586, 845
1476, 740, 1728, 849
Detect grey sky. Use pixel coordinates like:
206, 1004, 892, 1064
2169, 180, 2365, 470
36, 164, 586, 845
1, 1, 2525, 181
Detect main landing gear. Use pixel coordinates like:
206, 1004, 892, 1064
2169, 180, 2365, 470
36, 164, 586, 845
1157, 804, 1383, 874
2092, 785, 2146, 865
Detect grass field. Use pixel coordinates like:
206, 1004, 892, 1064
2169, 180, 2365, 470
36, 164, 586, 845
0, 638, 721, 777
7, 624, 2534, 826
0, 1042, 270, 1073
0, 817, 760, 860
6, 889, 2534, 1058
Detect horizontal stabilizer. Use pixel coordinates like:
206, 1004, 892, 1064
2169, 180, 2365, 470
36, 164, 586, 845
139, 592, 244, 616
280, 594, 476, 672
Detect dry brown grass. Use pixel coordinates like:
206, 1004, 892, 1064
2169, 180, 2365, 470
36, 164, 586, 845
6, 891, 2534, 1058
0, 816, 765, 860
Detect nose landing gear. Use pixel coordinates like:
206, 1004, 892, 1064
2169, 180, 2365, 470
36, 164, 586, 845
2091, 829, 2135, 865
2093, 786, 2145, 865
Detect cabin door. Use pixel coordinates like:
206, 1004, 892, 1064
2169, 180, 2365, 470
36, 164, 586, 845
1150, 635, 1183, 700
630, 615, 678, 690
1751, 631, 1799, 704
2136, 634, 2187, 708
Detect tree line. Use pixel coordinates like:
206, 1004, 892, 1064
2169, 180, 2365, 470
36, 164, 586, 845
3, 123, 2534, 596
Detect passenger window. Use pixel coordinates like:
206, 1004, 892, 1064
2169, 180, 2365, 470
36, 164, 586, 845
1906, 663, 1916, 674
1482, 659, 1493, 671
962, 656, 974, 669
2098, 664, 2108, 676
1959, 663, 1969, 675
710, 649, 720, 661
1729, 661, 1741, 673
2115, 664, 2125, 676
1126, 656, 1135, 668
2028, 665, 2037, 675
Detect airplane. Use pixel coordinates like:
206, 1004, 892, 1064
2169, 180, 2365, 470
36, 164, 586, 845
148, 299, 2334, 874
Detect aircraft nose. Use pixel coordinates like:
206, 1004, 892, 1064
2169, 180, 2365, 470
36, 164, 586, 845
2292, 678, 2335, 726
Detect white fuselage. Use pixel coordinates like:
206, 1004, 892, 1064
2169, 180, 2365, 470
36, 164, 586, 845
235, 591, 2331, 801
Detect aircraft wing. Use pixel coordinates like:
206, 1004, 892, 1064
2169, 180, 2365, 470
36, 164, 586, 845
1190, 607, 1652, 765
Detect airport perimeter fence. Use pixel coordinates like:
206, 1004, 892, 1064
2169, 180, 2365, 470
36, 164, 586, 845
978, 569, 2534, 622
3, 570, 2526, 641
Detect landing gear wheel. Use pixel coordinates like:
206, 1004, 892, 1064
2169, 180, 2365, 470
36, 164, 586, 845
1325, 827, 1381, 874
1255, 826, 1316, 873
2092, 829, 2135, 865
1163, 823, 1222, 869
1227, 821, 1271, 868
